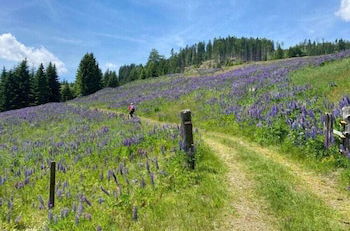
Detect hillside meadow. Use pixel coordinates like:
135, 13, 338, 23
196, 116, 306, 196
2, 50, 350, 230
0, 104, 226, 230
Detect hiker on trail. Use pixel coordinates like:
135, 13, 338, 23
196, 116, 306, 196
128, 103, 135, 118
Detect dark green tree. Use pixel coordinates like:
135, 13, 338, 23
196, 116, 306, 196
76, 53, 102, 96
103, 70, 119, 87
60, 81, 75, 102
147, 49, 163, 63
0, 68, 7, 111
14, 60, 32, 108
33, 63, 49, 105
275, 44, 284, 59
46, 63, 61, 102
0, 70, 18, 111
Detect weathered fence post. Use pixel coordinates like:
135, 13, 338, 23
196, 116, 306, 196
180, 109, 195, 169
49, 161, 56, 209
324, 113, 334, 149
342, 107, 350, 153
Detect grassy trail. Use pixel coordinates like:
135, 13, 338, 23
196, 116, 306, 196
92, 107, 350, 230
202, 136, 277, 231
208, 131, 350, 225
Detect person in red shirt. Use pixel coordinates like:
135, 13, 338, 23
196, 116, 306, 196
128, 103, 135, 118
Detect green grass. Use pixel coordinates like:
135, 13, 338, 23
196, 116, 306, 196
215, 135, 343, 231
291, 57, 350, 102
0, 105, 228, 230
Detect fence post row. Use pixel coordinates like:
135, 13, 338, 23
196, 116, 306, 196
180, 109, 195, 169
49, 161, 56, 209
325, 107, 350, 156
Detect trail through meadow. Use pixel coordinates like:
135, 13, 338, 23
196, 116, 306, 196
207, 131, 350, 226
94, 107, 350, 230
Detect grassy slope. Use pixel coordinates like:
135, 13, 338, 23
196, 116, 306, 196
46, 55, 350, 230
0, 106, 228, 230
109, 57, 350, 229
291, 57, 350, 102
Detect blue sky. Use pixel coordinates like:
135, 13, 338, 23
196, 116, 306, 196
0, 0, 350, 81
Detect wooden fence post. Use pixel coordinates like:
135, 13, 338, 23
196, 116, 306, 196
324, 113, 334, 149
342, 107, 350, 153
49, 161, 56, 209
180, 110, 195, 169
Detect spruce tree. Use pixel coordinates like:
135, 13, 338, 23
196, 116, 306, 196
103, 70, 119, 88
46, 62, 61, 102
14, 60, 32, 108
33, 63, 49, 105
61, 81, 74, 102
0, 70, 18, 111
76, 53, 102, 96
275, 44, 284, 59
0, 68, 6, 111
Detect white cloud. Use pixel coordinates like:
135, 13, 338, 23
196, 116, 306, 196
336, 0, 350, 22
0, 33, 67, 74
105, 62, 119, 70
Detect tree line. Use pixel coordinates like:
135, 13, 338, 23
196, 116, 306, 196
119, 37, 350, 84
0, 60, 62, 111
118, 36, 276, 83
277, 39, 350, 59
0, 54, 119, 112
1, 36, 350, 112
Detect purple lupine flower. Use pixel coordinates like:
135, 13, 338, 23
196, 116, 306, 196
77, 203, 84, 216
57, 190, 63, 198
98, 198, 105, 204
60, 208, 70, 219
107, 170, 113, 181
15, 216, 21, 224
24, 177, 30, 185
48, 210, 53, 222
84, 213, 92, 221
14, 181, 24, 189
75, 215, 80, 225
0, 176, 6, 185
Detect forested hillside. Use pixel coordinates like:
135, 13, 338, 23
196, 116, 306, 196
1, 35, 350, 113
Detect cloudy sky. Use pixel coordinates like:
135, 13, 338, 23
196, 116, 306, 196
0, 0, 350, 81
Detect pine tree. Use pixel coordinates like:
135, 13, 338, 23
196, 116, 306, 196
275, 44, 284, 59
61, 81, 74, 102
46, 62, 61, 102
14, 60, 32, 108
0, 70, 18, 111
0, 68, 6, 111
76, 53, 102, 96
33, 63, 49, 105
103, 70, 119, 88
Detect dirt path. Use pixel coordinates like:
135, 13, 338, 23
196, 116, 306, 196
203, 135, 277, 231
208, 131, 350, 226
